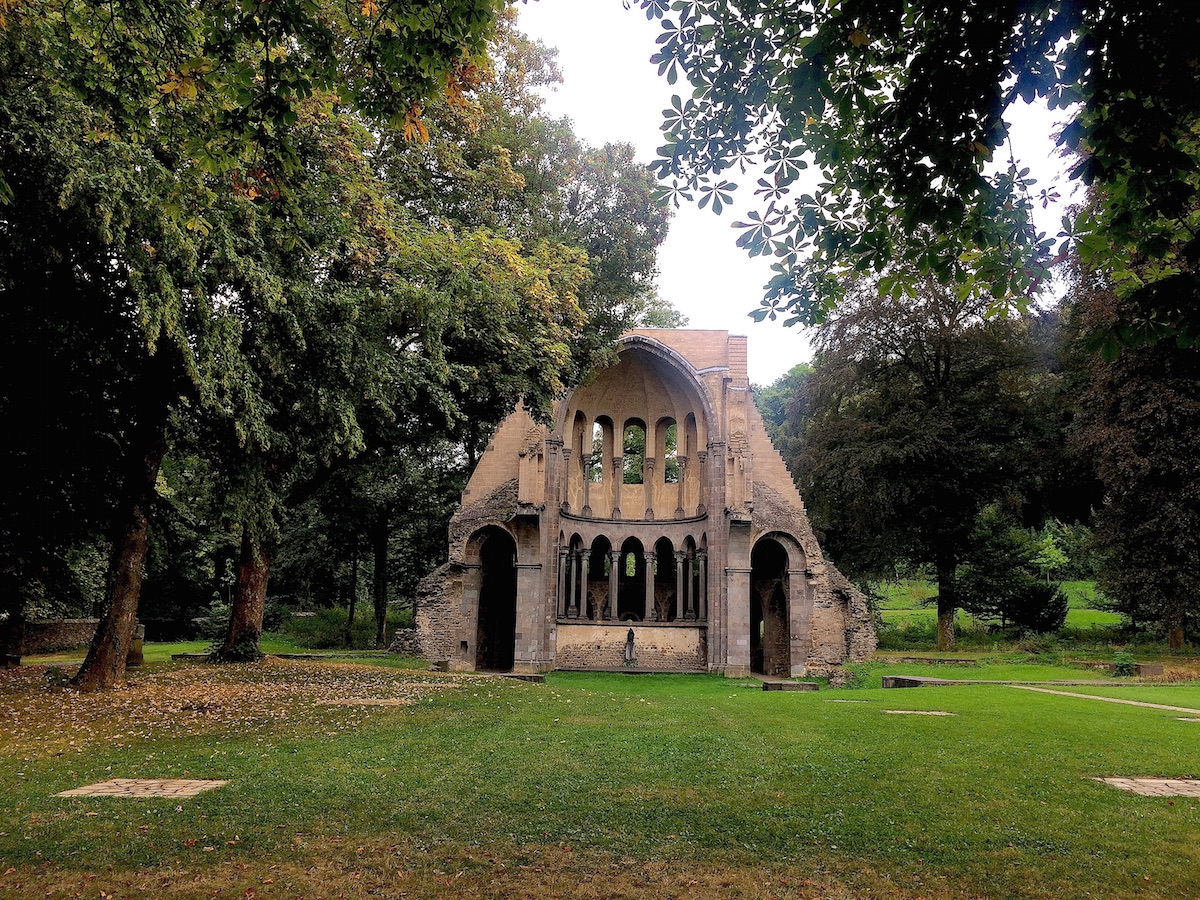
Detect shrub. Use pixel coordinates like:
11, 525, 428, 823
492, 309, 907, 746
1113, 651, 1135, 677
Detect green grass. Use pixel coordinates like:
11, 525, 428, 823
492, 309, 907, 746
3, 658, 1199, 898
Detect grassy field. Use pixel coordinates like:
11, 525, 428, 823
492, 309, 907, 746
3, 653, 1199, 898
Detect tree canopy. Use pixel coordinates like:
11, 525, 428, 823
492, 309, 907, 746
636, 0, 1200, 347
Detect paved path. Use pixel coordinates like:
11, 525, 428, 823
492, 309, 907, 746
1007, 684, 1200, 715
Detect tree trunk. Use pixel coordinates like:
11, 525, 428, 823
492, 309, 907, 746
344, 540, 359, 646
73, 430, 168, 692
373, 514, 388, 648
217, 530, 271, 660
1167, 608, 1185, 651
936, 552, 957, 652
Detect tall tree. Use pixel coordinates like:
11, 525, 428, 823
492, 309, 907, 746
1069, 264, 1200, 649
637, 1, 1200, 347
0, 0, 508, 688
798, 277, 1037, 649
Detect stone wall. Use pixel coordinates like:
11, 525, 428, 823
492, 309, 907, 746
414, 562, 461, 666
21, 619, 99, 654
555, 623, 706, 671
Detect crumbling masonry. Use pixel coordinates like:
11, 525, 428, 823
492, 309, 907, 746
416, 330, 875, 676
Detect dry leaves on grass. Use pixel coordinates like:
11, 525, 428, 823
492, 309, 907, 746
0, 659, 468, 759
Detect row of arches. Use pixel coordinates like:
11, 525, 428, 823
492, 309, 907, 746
572, 412, 700, 486
466, 525, 798, 676
557, 534, 708, 623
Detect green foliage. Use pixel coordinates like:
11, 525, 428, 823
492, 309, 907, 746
1068, 260, 1200, 647
1112, 651, 1136, 677
636, 1, 1200, 347
271, 606, 412, 651
959, 506, 1069, 634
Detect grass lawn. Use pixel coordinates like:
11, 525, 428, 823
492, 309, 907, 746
3, 654, 1200, 898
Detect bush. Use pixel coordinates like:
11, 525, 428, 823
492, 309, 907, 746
271, 605, 413, 650
1113, 651, 1135, 676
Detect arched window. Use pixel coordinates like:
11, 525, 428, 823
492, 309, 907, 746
663, 421, 679, 484
588, 421, 604, 483
623, 420, 646, 484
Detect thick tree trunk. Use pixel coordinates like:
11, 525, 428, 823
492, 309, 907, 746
344, 541, 358, 646
73, 431, 167, 692
217, 530, 271, 660
373, 514, 388, 648
936, 552, 957, 652
1167, 609, 1185, 651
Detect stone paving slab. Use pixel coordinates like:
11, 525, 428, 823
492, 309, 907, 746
882, 710, 954, 716
57, 779, 227, 798
1097, 777, 1200, 797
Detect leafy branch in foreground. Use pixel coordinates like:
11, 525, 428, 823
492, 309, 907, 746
637, 1, 1200, 347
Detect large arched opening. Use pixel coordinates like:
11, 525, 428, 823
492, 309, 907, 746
617, 537, 646, 621
474, 527, 517, 672
750, 538, 790, 677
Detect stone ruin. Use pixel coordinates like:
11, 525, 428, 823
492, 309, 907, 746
416, 330, 875, 677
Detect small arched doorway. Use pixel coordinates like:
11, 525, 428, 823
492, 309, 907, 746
751, 538, 790, 676
475, 528, 517, 672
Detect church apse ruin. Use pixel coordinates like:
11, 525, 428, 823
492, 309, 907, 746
416, 330, 875, 677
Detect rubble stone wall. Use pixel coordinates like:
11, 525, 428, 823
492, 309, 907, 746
555, 623, 706, 671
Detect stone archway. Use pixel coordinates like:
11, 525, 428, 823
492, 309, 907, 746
475, 528, 517, 672
751, 538, 790, 677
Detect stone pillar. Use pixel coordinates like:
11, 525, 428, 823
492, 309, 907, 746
643, 457, 656, 520
608, 550, 621, 620
455, 562, 483, 672
788, 567, 812, 676
643, 551, 657, 622
725, 565, 753, 675
580, 549, 591, 620
696, 450, 708, 515
674, 551, 687, 622
676, 456, 688, 517
557, 547, 568, 618
568, 550, 579, 619
580, 454, 593, 516
612, 456, 623, 519
697, 549, 708, 620
560, 447, 572, 513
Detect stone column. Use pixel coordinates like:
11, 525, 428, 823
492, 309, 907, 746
697, 549, 708, 620
580, 454, 593, 516
696, 450, 708, 515
567, 549, 579, 618
611, 456, 623, 519
643, 457, 656, 520
643, 551, 657, 621
455, 563, 483, 672
580, 549, 591, 620
675, 456, 688, 517
788, 567, 812, 676
556, 547, 568, 618
674, 551, 687, 622
560, 447, 572, 513
608, 550, 621, 620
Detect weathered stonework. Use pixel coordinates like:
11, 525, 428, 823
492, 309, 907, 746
414, 330, 875, 677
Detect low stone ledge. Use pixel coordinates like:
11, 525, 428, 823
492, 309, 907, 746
762, 681, 819, 692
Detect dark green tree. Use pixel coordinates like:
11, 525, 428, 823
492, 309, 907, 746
798, 277, 1039, 649
1069, 264, 1200, 649
959, 505, 1068, 633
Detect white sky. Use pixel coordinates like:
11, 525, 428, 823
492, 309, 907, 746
517, 2, 1077, 385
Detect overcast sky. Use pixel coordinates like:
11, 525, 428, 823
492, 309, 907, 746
517, 3, 1077, 385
